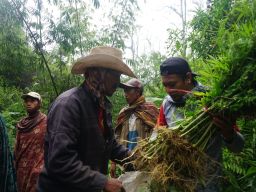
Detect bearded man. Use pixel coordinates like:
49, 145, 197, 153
37, 46, 136, 192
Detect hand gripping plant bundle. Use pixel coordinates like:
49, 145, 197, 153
130, 13, 256, 192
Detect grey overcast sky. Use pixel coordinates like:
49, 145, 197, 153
92, 0, 207, 56
25, 0, 207, 56
134, 0, 207, 55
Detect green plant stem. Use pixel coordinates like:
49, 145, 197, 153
194, 121, 214, 149
180, 115, 211, 137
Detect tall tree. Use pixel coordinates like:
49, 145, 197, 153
97, 0, 139, 50
166, 0, 188, 57
0, 0, 37, 88
189, 0, 233, 59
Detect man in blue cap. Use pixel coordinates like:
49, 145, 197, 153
157, 57, 244, 191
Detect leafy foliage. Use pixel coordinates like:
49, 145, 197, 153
187, 0, 256, 191
0, 78, 25, 147
0, 0, 143, 144
0, 0, 38, 88
47, 1, 97, 58
189, 0, 233, 59
223, 119, 256, 192
96, 0, 139, 49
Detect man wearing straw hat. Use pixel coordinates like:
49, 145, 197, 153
37, 46, 136, 192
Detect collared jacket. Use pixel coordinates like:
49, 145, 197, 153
37, 85, 129, 192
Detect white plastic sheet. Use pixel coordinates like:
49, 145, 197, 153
118, 171, 151, 192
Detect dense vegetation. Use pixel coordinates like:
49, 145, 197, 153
0, 0, 255, 191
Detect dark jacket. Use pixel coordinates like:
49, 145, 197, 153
37, 85, 129, 192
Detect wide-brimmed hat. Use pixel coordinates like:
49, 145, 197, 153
71, 46, 136, 77
21, 92, 42, 102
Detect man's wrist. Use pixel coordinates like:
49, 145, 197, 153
223, 131, 235, 143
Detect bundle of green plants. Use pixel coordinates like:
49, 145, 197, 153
131, 7, 256, 191
132, 128, 218, 192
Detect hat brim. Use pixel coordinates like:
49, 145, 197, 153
119, 82, 136, 89
71, 54, 136, 78
21, 94, 40, 101
21, 94, 29, 99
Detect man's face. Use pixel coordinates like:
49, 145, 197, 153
104, 70, 121, 97
124, 88, 140, 105
24, 97, 40, 113
161, 73, 191, 102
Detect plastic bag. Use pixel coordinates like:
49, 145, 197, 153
118, 171, 151, 192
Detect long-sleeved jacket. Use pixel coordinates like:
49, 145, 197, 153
37, 85, 129, 192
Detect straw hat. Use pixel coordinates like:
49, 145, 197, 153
71, 46, 136, 77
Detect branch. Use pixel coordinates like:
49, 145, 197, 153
10, 0, 59, 97
111, 0, 129, 47
168, 6, 182, 18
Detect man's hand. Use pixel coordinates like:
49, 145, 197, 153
110, 162, 117, 178
104, 178, 123, 192
212, 116, 235, 142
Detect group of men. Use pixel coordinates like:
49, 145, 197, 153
0, 46, 244, 192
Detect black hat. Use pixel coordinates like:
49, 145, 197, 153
160, 57, 197, 76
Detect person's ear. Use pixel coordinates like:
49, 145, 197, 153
135, 89, 141, 96
37, 100, 42, 108
185, 72, 192, 84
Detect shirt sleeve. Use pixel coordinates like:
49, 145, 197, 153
157, 105, 167, 126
